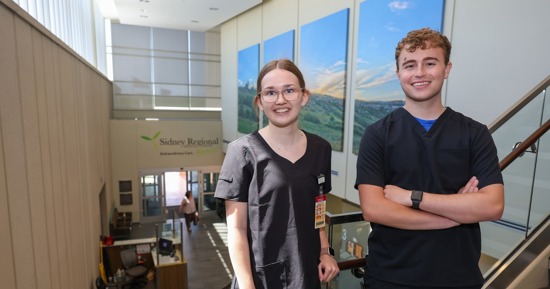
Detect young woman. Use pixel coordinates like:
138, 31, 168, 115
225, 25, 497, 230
215, 59, 339, 289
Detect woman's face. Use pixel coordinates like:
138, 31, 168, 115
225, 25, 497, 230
257, 68, 309, 128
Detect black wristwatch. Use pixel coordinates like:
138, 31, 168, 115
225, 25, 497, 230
411, 190, 423, 209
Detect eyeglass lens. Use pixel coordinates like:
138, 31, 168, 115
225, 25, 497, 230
260, 87, 302, 103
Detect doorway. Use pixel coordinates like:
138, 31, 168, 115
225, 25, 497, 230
139, 169, 216, 223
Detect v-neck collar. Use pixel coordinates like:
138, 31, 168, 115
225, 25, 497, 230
398, 107, 451, 136
253, 130, 309, 165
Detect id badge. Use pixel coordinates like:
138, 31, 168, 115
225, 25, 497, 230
315, 195, 327, 229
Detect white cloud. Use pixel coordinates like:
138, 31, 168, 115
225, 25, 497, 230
385, 22, 400, 32
388, 1, 411, 12
355, 62, 396, 90
310, 62, 348, 98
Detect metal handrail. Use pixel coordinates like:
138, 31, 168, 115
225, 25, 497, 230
499, 118, 550, 171
488, 74, 550, 133
338, 257, 367, 271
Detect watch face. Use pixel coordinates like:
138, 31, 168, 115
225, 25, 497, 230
412, 190, 423, 201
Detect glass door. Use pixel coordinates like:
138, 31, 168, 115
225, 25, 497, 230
186, 171, 201, 215
202, 172, 219, 215
139, 173, 165, 223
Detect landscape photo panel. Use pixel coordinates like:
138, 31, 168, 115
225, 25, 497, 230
353, 0, 445, 154
238, 44, 260, 134
264, 30, 295, 65
262, 30, 295, 127
299, 9, 350, 152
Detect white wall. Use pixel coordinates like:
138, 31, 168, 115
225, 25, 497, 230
444, 0, 550, 125
220, 0, 550, 204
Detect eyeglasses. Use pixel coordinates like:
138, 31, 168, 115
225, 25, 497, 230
258, 86, 303, 103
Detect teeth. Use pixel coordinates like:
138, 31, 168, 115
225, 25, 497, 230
275, 108, 289, 112
413, 81, 429, 86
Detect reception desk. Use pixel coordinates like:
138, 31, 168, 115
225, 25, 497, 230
152, 247, 187, 289
103, 232, 187, 289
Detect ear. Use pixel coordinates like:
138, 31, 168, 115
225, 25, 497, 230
301, 89, 310, 107
444, 61, 452, 79
254, 96, 264, 111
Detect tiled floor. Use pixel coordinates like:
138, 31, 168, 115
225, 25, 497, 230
182, 211, 233, 289
130, 210, 233, 289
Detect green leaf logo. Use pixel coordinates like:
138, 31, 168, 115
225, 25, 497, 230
140, 131, 161, 150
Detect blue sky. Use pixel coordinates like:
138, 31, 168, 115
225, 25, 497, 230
300, 9, 349, 98
238, 44, 259, 89
264, 30, 295, 65
355, 0, 444, 101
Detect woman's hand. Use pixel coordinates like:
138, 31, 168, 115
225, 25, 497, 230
318, 254, 339, 283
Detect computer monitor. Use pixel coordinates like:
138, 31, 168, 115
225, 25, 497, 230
158, 238, 173, 256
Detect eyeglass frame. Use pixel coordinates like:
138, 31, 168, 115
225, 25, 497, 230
257, 86, 305, 103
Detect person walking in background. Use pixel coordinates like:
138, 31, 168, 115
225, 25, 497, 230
179, 190, 197, 233
215, 59, 339, 289
355, 28, 504, 288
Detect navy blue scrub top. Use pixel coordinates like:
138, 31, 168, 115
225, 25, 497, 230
355, 107, 503, 287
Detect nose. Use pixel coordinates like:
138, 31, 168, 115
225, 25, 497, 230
274, 91, 287, 103
415, 65, 427, 77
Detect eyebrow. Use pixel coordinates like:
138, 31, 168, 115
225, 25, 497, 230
262, 84, 297, 90
401, 56, 440, 65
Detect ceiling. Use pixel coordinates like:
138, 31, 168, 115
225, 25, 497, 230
98, 0, 263, 32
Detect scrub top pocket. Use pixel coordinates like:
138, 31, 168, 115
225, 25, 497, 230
255, 260, 287, 289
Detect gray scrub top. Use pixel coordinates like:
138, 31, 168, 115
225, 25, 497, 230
215, 130, 332, 289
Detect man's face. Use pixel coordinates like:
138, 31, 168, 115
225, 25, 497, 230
396, 45, 451, 104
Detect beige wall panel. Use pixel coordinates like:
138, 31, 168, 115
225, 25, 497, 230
77, 65, 95, 286
237, 5, 263, 50
77, 66, 97, 285
262, 0, 299, 42
48, 44, 70, 289
0, 8, 38, 289
15, 16, 54, 289
0, 86, 16, 289
58, 49, 85, 288
31, 28, 56, 289
220, 19, 238, 147
39, 37, 62, 289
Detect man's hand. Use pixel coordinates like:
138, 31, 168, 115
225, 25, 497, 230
457, 176, 479, 194
385, 176, 481, 207
383, 185, 410, 206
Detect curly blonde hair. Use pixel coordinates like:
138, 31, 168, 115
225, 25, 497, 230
395, 27, 452, 70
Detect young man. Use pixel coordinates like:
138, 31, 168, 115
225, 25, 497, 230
355, 28, 504, 288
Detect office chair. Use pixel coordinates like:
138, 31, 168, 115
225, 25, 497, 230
120, 248, 148, 288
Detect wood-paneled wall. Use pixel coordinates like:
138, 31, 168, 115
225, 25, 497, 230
0, 2, 112, 289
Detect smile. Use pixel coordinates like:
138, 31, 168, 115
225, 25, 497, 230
412, 81, 430, 87
275, 108, 290, 113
